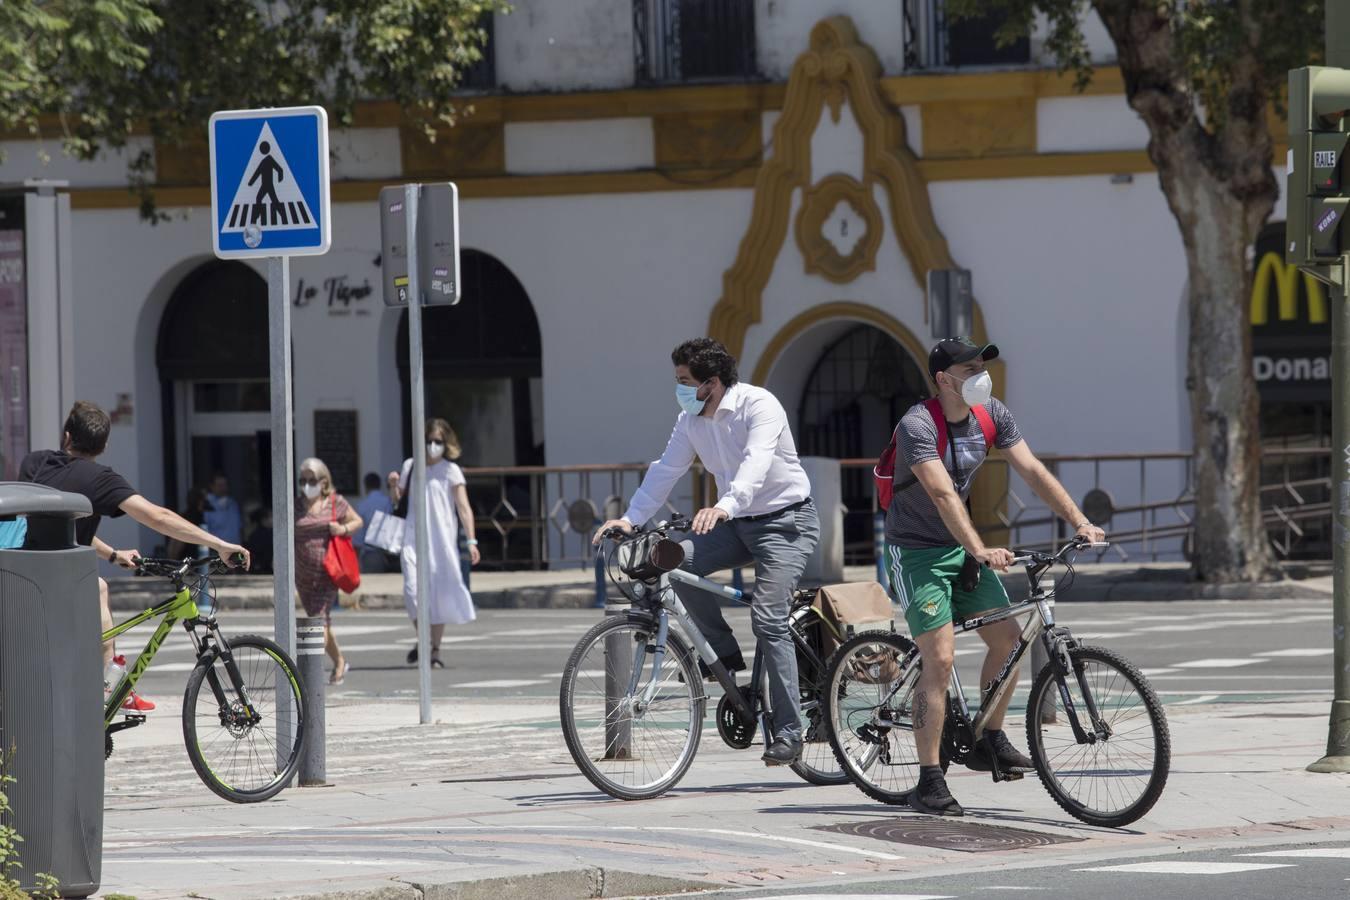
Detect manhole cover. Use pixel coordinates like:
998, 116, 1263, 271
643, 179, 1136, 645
813, 818, 1084, 852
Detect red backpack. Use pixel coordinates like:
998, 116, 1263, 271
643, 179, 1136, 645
874, 397, 996, 509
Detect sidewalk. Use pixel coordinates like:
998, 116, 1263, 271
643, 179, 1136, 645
95, 694, 1350, 900
106, 560, 1336, 612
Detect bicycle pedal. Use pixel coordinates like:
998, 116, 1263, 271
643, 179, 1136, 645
993, 770, 1025, 783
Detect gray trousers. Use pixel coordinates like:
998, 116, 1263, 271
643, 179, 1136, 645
673, 500, 820, 742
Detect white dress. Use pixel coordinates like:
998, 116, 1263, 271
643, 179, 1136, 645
400, 458, 476, 625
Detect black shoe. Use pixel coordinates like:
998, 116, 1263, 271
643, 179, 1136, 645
964, 729, 1035, 773
430, 654, 445, 669
761, 738, 802, 767
406, 646, 417, 665
697, 650, 747, 682
909, 774, 965, 817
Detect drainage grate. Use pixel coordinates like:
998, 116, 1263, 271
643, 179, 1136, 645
813, 818, 1085, 852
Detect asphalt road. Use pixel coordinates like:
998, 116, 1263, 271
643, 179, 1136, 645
117, 596, 1335, 708
715, 838, 1350, 900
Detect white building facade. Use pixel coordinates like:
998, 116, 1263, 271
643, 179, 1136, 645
0, 1, 1317, 565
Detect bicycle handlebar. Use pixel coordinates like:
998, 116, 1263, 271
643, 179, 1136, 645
132, 553, 243, 580
1010, 535, 1109, 567
599, 513, 693, 543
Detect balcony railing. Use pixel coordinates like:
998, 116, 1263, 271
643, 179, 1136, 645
459, 448, 1335, 571
903, 0, 1031, 71
634, 0, 757, 84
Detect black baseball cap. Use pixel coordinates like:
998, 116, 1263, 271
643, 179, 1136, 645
928, 336, 999, 380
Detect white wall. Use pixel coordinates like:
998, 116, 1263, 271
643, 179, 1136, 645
494, 0, 635, 92
505, 118, 654, 174
1038, 95, 1149, 154
756, 0, 906, 79
0, 138, 153, 187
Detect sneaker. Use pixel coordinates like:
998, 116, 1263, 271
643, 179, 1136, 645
909, 773, 964, 817
406, 646, 418, 665
965, 729, 1035, 773
121, 692, 156, 712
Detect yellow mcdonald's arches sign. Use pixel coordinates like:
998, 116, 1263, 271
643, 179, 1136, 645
1250, 252, 1328, 326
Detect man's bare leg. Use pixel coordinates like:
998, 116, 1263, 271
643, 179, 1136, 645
99, 577, 115, 667
913, 623, 956, 765
975, 615, 1023, 731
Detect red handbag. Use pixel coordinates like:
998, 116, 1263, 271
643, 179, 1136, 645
324, 496, 361, 593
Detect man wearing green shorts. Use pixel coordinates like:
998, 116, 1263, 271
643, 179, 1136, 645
886, 337, 1105, 817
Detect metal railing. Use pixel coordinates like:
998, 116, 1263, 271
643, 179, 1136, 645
460, 448, 1334, 570
634, 0, 756, 84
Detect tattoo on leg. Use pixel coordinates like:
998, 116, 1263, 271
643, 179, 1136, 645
915, 691, 928, 730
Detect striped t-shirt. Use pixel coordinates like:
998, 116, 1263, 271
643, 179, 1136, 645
884, 398, 1022, 549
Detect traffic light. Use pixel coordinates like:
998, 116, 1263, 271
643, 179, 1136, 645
1288, 66, 1350, 266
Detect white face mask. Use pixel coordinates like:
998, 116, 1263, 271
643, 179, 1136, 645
947, 370, 994, 406
427, 441, 445, 459
300, 482, 322, 499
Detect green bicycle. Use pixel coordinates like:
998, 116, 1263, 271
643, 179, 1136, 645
104, 555, 307, 803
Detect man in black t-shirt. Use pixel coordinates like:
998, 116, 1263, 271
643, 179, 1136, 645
22, 402, 250, 710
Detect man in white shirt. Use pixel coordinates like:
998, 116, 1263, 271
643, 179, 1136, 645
596, 338, 819, 766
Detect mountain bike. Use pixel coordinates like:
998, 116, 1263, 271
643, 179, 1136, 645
560, 513, 854, 799
103, 555, 307, 803
826, 536, 1170, 827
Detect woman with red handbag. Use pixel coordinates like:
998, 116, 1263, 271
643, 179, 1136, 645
295, 457, 363, 685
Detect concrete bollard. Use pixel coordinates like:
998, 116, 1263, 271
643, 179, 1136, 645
603, 601, 633, 759
296, 617, 327, 785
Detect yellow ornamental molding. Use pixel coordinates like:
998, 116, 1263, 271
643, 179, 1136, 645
794, 173, 882, 283
654, 110, 762, 170
921, 97, 1036, 158
707, 14, 992, 358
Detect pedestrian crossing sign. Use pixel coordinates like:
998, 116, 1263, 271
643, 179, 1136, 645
209, 105, 330, 259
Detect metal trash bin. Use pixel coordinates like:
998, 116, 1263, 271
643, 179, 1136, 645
0, 482, 102, 898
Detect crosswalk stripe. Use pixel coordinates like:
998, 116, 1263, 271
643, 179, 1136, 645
1077, 862, 1295, 874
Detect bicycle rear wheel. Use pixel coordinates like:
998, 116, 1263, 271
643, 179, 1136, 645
1026, 644, 1170, 827
824, 631, 924, 805
560, 616, 704, 800
791, 692, 849, 785
182, 634, 306, 803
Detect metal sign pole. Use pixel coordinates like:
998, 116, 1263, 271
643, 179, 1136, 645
268, 254, 297, 764
405, 184, 434, 725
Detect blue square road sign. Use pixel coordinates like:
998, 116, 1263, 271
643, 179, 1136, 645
209, 106, 331, 259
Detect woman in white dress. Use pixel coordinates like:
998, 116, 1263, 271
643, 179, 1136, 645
392, 419, 480, 667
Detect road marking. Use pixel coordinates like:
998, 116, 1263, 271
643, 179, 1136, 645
1141, 668, 1179, 676
1255, 648, 1334, 658
754, 896, 951, 899
104, 856, 439, 867
1240, 847, 1350, 858
1077, 862, 1295, 874
1169, 694, 1220, 705
451, 679, 550, 688
1170, 658, 1268, 669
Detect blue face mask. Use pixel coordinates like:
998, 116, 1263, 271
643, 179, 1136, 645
675, 381, 708, 416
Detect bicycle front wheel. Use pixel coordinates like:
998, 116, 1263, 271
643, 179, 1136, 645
824, 631, 924, 805
560, 616, 704, 800
1026, 644, 1170, 828
183, 634, 306, 803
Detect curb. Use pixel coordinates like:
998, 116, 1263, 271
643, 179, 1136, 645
278, 867, 719, 900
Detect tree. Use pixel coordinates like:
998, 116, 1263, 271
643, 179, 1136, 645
949, 0, 1323, 582
0, 0, 507, 219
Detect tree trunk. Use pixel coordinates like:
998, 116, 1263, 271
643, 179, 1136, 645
1094, 0, 1278, 581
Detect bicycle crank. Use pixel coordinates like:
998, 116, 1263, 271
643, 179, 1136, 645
716, 687, 757, 750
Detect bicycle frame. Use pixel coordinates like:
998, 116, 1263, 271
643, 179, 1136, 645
102, 585, 200, 725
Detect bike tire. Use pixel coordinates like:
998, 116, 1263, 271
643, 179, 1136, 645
823, 630, 924, 805
182, 634, 306, 804
559, 616, 704, 800
789, 610, 850, 786
1026, 644, 1170, 828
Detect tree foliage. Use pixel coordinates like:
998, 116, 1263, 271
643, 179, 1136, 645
0, 0, 508, 217
950, 0, 1322, 119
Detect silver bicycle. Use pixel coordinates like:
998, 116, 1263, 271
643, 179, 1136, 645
827, 537, 1171, 827
559, 513, 850, 799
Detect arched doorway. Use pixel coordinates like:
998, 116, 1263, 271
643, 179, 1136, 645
796, 324, 929, 559
395, 250, 542, 567
157, 260, 270, 518
395, 250, 542, 466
